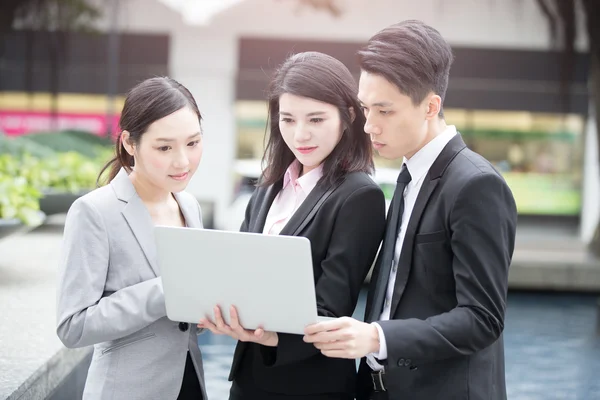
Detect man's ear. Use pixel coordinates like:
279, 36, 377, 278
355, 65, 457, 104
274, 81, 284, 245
426, 94, 442, 120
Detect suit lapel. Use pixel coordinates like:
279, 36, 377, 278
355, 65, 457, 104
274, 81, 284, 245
112, 168, 194, 278
121, 196, 160, 276
388, 133, 467, 316
389, 176, 440, 316
173, 192, 201, 228
278, 178, 341, 237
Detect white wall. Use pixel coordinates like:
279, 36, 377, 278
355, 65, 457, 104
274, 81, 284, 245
91, 0, 594, 231
206, 0, 588, 50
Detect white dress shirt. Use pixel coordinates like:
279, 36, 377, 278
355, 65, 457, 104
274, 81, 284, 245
367, 125, 457, 371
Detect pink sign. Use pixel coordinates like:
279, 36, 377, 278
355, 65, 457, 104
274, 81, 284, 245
0, 110, 120, 137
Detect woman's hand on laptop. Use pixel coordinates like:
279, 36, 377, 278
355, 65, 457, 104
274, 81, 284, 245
198, 305, 279, 347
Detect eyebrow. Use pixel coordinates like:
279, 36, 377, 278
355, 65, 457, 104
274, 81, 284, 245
279, 111, 327, 117
358, 100, 394, 107
155, 132, 201, 142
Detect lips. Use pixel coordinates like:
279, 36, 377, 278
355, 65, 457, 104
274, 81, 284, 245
169, 172, 189, 181
372, 142, 385, 150
297, 146, 317, 154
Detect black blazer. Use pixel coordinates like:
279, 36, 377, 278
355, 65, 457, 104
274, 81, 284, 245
357, 134, 517, 400
228, 171, 386, 396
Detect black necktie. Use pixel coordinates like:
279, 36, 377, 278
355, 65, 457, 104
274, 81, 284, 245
368, 164, 412, 321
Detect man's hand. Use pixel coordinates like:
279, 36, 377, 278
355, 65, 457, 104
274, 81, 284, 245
303, 317, 379, 359
198, 305, 278, 347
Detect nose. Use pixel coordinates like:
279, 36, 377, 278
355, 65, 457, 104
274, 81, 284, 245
173, 149, 190, 169
364, 114, 381, 136
294, 122, 311, 143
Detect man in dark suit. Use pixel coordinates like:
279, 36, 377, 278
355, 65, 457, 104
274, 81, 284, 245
304, 20, 517, 400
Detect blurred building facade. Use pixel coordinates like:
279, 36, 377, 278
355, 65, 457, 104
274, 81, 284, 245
0, 0, 597, 240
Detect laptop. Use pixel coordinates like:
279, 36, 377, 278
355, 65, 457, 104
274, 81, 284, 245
154, 226, 334, 335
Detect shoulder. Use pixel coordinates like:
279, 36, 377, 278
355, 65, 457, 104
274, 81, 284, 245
325, 171, 385, 211
336, 171, 382, 197
69, 185, 116, 216
445, 148, 515, 209
447, 148, 509, 189
64, 186, 116, 232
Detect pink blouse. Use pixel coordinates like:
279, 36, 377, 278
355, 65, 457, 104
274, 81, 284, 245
263, 161, 324, 235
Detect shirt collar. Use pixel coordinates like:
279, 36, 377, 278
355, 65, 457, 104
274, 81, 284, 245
283, 160, 324, 193
404, 125, 457, 183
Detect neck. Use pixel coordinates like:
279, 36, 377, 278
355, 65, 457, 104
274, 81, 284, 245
427, 118, 448, 141
406, 118, 448, 160
129, 170, 172, 205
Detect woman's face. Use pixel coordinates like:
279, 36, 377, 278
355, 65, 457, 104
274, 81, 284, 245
278, 93, 344, 175
124, 107, 203, 193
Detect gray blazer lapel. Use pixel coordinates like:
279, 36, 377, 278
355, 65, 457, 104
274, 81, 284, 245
111, 169, 160, 277
174, 192, 201, 229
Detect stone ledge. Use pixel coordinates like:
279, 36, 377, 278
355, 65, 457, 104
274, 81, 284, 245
4, 347, 91, 400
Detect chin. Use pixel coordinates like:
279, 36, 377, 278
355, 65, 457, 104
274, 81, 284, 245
376, 148, 394, 160
167, 180, 189, 192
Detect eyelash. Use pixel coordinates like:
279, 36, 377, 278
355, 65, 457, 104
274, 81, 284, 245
158, 140, 200, 152
279, 118, 324, 124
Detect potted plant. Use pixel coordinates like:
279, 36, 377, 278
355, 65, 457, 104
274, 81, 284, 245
38, 150, 110, 215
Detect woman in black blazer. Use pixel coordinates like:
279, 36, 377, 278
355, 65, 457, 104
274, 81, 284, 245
200, 51, 386, 400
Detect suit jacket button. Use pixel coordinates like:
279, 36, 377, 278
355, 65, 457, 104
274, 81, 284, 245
398, 358, 405, 367
178, 322, 189, 332
405, 359, 411, 366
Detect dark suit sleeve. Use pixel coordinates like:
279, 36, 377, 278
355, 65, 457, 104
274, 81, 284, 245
378, 172, 517, 367
261, 184, 386, 367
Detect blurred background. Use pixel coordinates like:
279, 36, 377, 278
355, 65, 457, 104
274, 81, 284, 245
1, 0, 599, 399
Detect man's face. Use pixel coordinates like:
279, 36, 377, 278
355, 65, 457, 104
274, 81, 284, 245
358, 71, 432, 160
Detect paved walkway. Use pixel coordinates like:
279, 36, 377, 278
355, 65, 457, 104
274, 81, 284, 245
0, 217, 90, 400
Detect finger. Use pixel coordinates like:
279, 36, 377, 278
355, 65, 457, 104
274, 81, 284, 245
303, 330, 344, 344
228, 309, 254, 340
320, 349, 355, 359
229, 306, 242, 329
203, 323, 221, 335
214, 306, 231, 331
254, 328, 265, 338
304, 317, 349, 335
314, 340, 348, 351
201, 317, 219, 332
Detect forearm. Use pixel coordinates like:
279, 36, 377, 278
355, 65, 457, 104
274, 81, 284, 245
377, 304, 503, 367
57, 277, 166, 348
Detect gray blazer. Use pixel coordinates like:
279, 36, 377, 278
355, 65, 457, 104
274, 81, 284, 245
56, 169, 207, 400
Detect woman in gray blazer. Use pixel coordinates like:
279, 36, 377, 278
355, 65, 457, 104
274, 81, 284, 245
56, 77, 207, 400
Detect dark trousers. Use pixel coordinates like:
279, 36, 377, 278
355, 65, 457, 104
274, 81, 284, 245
177, 352, 203, 400
229, 380, 353, 400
